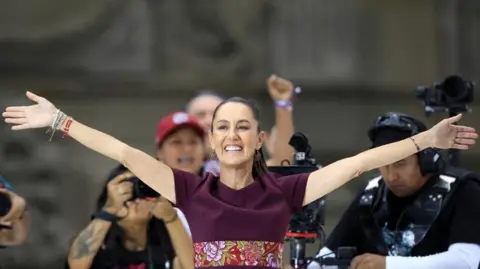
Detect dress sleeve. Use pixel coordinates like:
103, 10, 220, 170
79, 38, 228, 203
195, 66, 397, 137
448, 175, 480, 245
276, 173, 310, 213
173, 169, 202, 210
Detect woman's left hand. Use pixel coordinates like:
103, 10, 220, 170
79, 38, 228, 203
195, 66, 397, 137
267, 75, 294, 101
427, 114, 477, 149
149, 196, 177, 221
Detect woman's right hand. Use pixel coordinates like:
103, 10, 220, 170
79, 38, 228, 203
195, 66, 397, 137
104, 172, 134, 215
2, 91, 57, 130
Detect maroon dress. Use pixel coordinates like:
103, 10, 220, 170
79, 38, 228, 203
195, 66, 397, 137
173, 169, 309, 269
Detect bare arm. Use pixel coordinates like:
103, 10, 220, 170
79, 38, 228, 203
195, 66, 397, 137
164, 215, 194, 269
0, 213, 30, 246
4, 93, 178, 202
303, 132, 430, 205
265, 75, 295, 166
174, 257, 184, 269
67, 219, 112, 269
266, 108, 294, 166
60, 120, 177, 203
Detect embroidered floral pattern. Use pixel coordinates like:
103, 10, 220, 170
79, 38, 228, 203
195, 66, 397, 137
194, 241, 283, 268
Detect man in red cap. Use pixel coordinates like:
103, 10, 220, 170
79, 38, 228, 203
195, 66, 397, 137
155, 112, 207, 176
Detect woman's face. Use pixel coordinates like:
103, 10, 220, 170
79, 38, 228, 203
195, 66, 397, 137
187, 95, 223, 133
156, 127, 205, 174
108, 172, 153, 227
210, 102, 264, 167
118, 198, 153, 227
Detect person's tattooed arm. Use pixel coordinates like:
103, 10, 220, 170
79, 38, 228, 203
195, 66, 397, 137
67, 219, 112, 268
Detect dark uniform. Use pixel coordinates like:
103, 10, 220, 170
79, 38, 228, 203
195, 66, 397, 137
318, 112, 480, 262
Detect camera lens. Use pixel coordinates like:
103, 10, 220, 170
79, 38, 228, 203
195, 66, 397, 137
442, 75, 469, 100
135, 180, 159, 199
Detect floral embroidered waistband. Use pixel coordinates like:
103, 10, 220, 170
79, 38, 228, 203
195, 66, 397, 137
194, 240, 284, 268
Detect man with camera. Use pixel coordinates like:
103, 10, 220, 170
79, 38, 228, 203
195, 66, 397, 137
0, 175, 29, 247
310, 112, 480, 269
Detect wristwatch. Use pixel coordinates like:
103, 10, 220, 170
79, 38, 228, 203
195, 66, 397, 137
91, 209, 125, 222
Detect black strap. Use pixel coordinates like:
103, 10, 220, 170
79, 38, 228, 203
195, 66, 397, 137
91, 209, 124, 222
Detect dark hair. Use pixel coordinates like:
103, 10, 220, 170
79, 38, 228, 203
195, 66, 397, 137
95, 165, 175, 266
211, 97, 269, 178
185, 89, 225, 112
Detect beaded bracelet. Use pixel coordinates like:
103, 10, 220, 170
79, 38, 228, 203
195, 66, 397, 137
46, 110, 73, 141
274, 86, 302, 111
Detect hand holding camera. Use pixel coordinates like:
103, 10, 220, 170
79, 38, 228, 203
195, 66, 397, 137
150, 196, 177, 223
103, 172, 134, 217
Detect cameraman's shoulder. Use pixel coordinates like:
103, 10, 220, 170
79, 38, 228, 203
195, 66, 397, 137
442, 167, 480, 189
444, 168, 480, 204
459, 172, 480, 193
365, 175, 383, 190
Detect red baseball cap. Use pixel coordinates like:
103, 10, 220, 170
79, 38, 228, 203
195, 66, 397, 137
155, 112, 205, 146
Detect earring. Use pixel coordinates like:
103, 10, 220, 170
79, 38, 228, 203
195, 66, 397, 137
209, 151, 217, 159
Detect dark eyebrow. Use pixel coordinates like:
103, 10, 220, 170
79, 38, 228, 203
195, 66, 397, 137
216, 120, 228, 125
215, 119, 251, 125
237, 120, 251, 125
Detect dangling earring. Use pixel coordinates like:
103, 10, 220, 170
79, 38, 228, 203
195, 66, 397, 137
209, 151, 217, 159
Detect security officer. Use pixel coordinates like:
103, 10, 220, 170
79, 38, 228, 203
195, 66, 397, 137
0, 175, 29, 247
310, 112, 480, 269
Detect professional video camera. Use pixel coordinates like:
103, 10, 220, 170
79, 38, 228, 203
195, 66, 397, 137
110, 165, 159, 199
415, 75, 475, 166
415, 75, 474, 116
268, 132, 325, 269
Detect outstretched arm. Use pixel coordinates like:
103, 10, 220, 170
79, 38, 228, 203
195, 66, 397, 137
2, 92, 177, 203
61, 120, 176, 202
302, 115, 477, 205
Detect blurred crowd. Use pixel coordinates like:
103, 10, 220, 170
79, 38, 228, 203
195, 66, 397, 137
1, 74, 479, 269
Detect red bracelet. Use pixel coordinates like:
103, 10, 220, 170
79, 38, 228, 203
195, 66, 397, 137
62, 118, 73, 138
